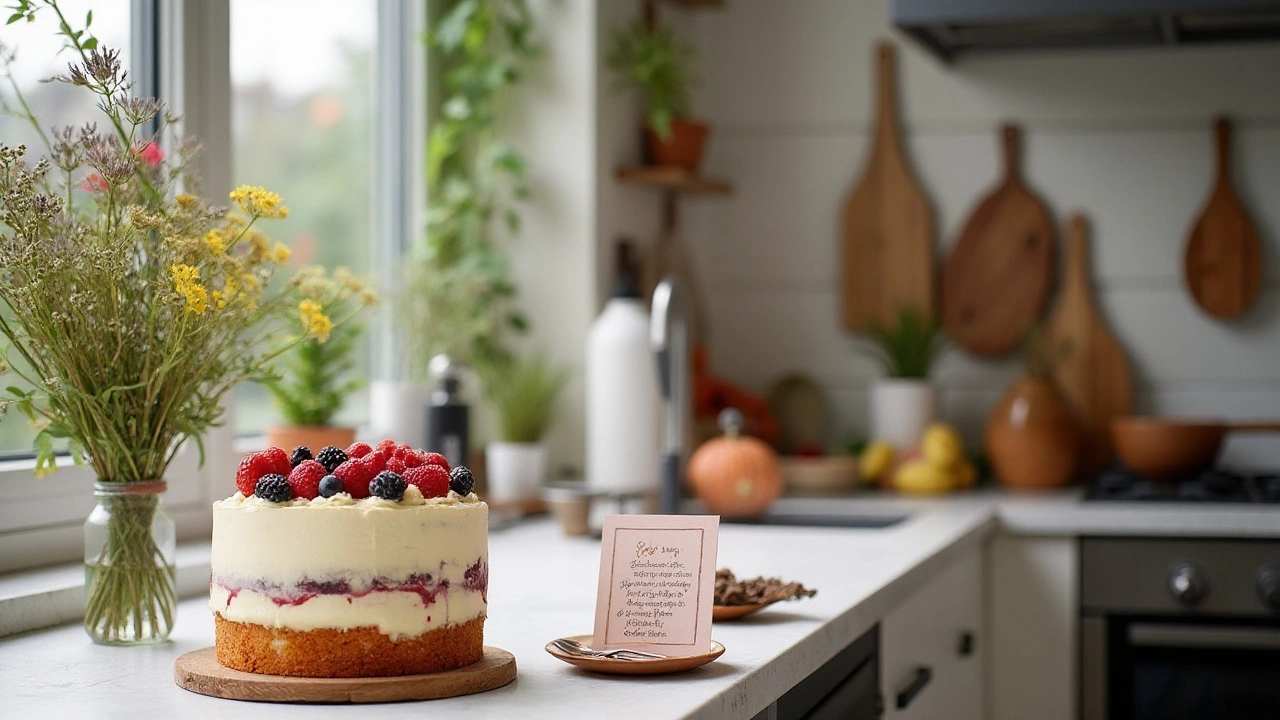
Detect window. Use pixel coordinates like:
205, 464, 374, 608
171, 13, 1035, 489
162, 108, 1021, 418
0, 0, 423, 575
0, 0, 131, 457
228, 0, 378, 437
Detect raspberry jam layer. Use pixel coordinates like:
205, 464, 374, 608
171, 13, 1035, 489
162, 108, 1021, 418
210, 563, 488, 639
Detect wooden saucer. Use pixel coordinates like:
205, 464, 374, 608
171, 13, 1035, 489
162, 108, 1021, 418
712, 602, 772, 621
174, 646, 516, 703
544, 634, 724, 676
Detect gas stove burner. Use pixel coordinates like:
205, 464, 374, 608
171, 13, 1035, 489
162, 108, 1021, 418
1086, 465, 1275, 503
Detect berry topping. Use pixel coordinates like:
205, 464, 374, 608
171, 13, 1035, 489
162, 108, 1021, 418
318, 474, 345, 498
375, 438, 398, 453
262, 446, 293, 476
362, 449, 390, 473
449, 466, 476, 496
345, 441, 373, 459
421, 452, 451, 472
289, 445, 313, 468
369, 470, 407, 501
401, 450, 425, 469
236, 451, 281, 496
387, 457, 407, 475
314, 445, 349, 473
254, 473, 293, 503
404, 464, 450, 498
332, 459, 373, 499
287, 459, 327, 500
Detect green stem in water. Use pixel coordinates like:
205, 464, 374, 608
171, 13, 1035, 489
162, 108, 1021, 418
83, 490, 175, 644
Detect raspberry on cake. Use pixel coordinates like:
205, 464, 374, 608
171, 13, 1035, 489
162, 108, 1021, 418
210, 443, 488, 678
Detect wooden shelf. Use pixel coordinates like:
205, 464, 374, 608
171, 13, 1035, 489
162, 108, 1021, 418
616, 166, 732, 195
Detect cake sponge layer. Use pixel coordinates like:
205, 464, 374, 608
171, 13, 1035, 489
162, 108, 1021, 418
214, 615, 485, 677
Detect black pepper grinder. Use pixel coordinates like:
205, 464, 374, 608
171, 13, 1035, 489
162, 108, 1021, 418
426, 354, 469, 468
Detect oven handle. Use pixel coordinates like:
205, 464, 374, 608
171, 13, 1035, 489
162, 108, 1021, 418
1129, 623, 1280, 650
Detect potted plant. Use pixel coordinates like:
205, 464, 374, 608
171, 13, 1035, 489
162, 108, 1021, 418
0, 1, 340, 644
387, 0, 537, 447
265, 268, 377, 452
985, 329, 1079, 489
863, 307, 946, 455
479, 352, 568, 504
607, 20, 707, 172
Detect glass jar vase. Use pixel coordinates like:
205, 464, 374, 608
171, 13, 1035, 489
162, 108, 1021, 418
83, 481, 176, 644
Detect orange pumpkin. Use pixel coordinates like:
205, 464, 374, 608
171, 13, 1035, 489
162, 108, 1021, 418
687, 409, 783, 517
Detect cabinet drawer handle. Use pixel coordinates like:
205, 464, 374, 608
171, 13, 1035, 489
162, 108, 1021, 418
895, 666, 933, 710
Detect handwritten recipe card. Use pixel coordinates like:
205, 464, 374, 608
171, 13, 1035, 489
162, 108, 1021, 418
592, 514, 719, 656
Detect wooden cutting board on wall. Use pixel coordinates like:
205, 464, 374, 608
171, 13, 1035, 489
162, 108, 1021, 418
941, 124, 1055, 357
1045, 214, 1134, 476
1184, 117, 1263, 320
841, 42, 935, 333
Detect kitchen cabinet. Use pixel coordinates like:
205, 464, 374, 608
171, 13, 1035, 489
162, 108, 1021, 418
987, 535, 1077, 720
880, 547, 984, 720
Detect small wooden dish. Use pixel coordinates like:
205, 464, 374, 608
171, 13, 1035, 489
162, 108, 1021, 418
174, 646, 516, 703
713, 602, 780, 621
544, 634, 724, 676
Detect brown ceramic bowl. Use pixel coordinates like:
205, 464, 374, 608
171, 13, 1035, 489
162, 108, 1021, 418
1110, 417, 1227, 481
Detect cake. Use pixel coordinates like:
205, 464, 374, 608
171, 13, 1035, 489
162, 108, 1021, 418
209, 440, 488, 678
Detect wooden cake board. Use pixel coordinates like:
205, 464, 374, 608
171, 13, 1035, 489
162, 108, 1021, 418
174, 646, 516, 703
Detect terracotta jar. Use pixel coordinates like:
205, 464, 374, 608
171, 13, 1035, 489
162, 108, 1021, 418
985, 377, 1079, 489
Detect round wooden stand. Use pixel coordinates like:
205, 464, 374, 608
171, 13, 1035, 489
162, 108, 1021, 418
174, 646, 516, 704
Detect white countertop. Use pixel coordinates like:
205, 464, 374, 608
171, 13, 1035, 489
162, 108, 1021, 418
2, 490, 1277, 719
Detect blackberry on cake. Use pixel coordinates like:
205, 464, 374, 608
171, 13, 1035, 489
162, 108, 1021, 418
289, 445, 313, 468
254, 473, 293, 503
449, 466, 476, 496
369, 470, 407, 501
314, 445, 348, 473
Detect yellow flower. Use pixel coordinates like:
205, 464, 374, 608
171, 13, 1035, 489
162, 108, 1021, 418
359, 288, 379, 306
170, 264, 208, 314
246, 229, 271, 262
211, 290, 228, 311
272, 242, 291, 265
229, 185, 289, 219
203, 230, 227, 255
298, 299, 333, 342
175, 193, 200, 209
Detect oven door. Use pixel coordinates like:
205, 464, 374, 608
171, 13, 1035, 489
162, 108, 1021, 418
1082, 614, 1280, 720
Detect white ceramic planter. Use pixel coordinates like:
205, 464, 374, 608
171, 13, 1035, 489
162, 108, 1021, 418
369, 380, 432, 448
485, 442, 547, 504
870, 379, 939, 451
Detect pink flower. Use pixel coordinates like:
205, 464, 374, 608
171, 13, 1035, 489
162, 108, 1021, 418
135, 141, 164, 168
80, 173, 109, 192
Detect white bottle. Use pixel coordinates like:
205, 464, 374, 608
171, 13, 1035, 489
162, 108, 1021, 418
585, 242, 660, 496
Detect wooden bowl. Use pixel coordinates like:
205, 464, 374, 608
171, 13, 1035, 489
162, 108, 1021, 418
1111, 417, 1226, 481
780, 456, 860, 495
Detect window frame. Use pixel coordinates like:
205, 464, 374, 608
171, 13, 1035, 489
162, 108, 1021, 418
0, 0, 424, 574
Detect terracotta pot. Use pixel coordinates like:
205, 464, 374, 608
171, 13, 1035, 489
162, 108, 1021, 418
645, 118, 710, 173
985, 377, 1079, 489
265, 425, 357, 454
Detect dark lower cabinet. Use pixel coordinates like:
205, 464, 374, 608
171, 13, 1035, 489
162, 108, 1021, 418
754, 625, 881, 720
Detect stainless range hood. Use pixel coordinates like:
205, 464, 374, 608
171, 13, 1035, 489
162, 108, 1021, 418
892, 0, 1280, 63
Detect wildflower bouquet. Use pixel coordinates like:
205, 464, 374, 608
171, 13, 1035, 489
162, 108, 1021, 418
0, 1, 352, 643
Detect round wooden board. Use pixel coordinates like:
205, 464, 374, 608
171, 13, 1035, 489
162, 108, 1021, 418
174, 646, 516, 704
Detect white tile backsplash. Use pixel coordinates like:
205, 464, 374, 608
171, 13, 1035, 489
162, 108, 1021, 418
674, 0, 1280, 468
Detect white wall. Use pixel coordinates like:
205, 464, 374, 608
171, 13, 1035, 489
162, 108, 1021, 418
678, 0, 1280, 467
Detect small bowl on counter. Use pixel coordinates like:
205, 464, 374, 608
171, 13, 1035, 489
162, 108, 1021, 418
779, 455, 861, 495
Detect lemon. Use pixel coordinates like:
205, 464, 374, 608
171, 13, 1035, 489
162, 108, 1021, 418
922, 423, 964, 470
859, 441, 895, 481
894, 459, 955, 494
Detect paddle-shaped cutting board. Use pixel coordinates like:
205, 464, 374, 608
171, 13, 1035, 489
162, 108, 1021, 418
941, 124, 1055, 357
841, 42, 935, 333
1184, 117, 1263, 320
1046, 215, 1133, 477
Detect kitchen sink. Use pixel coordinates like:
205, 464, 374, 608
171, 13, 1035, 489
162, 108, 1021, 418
724, 511, 909, 529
